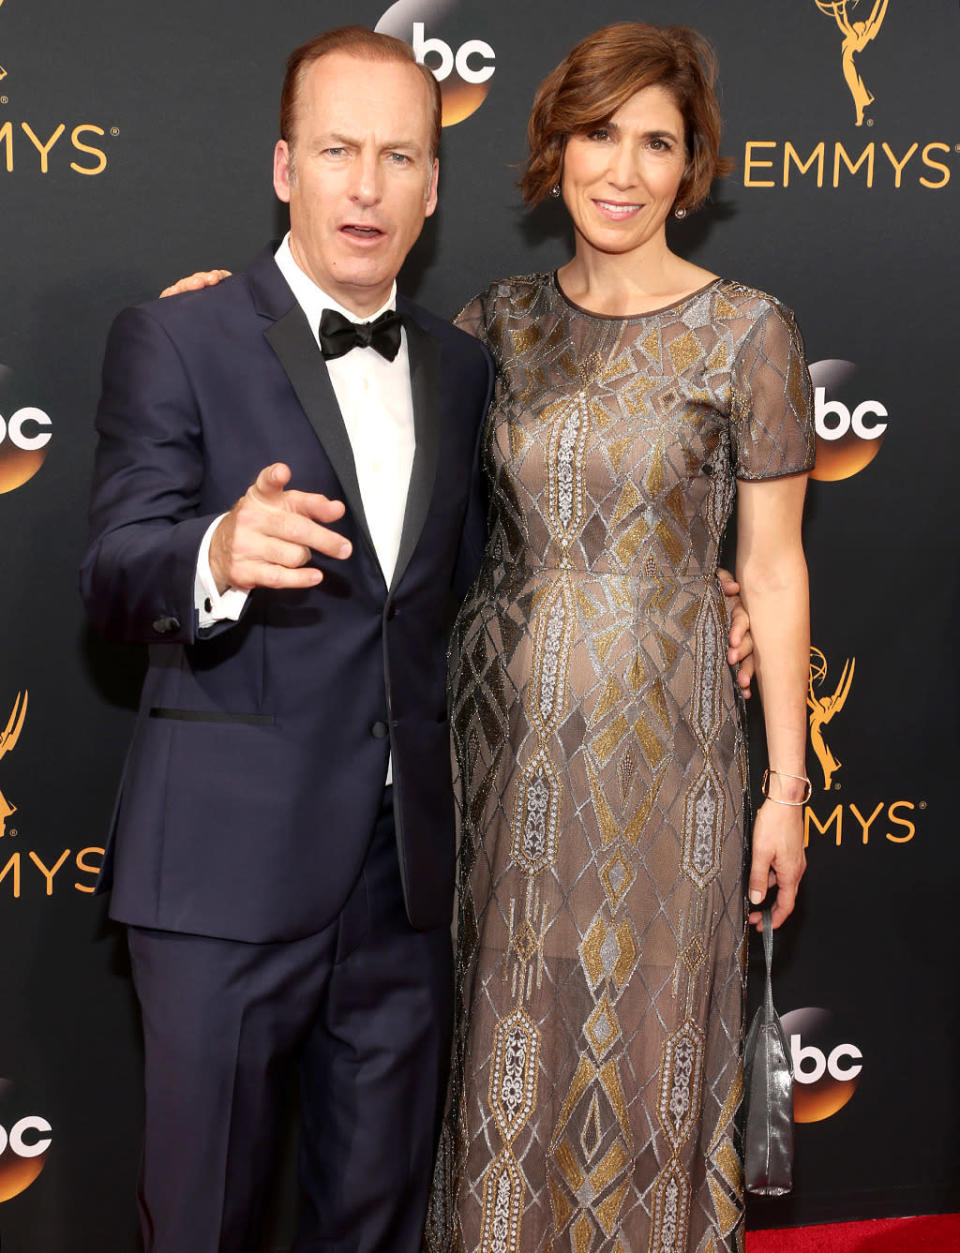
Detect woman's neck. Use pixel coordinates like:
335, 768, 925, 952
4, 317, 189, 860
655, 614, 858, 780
557, 238, 716, 317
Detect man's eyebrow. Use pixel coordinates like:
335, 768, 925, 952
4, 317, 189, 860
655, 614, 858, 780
381, 137, 425, 152
317, 131, 425, 152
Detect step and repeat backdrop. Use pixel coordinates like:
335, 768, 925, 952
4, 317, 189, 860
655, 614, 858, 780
0, 0, 957, 1248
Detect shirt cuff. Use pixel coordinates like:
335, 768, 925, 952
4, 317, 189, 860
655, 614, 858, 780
196, 515, 249, 628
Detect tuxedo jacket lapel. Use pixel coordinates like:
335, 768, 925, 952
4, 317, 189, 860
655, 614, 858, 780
249, 250, 442, 591
263, 301, 377, 563
392, 309, 441, 592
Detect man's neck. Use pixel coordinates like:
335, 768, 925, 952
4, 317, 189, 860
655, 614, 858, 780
274, 235, 397, 330
286, 233, 393, 319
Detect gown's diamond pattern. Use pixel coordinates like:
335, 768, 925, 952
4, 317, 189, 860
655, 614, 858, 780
429, 274, 814, 1253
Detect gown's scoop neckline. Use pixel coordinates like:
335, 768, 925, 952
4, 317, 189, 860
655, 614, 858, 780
551, 270, 724, 322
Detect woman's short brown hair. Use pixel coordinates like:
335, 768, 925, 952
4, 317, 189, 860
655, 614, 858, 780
280, 26, 442, 158
521, 22, 733, 212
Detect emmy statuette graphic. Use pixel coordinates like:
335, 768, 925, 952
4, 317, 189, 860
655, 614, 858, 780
808, 649, 855, 791
814, 0, 889, 126
0, 690, 27, 836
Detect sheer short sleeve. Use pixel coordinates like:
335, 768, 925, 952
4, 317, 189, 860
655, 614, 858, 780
453, 294, 488, 345
730, 301, 815, 480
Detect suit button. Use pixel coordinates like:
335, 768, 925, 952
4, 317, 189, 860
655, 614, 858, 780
371, 721, 389, 739
386, 602, 397, 620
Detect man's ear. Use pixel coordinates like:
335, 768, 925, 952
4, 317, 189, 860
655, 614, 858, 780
274, 140, 293, 203
424, 157, 439, 218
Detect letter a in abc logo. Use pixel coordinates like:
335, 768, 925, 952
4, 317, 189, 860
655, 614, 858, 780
780, 1007, 863, 1123
376, 0, 495, 126
0, 1078, 53, 1203
809, 359, 887, 483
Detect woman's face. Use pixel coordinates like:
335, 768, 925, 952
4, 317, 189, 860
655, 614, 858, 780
560, 83, 688, 260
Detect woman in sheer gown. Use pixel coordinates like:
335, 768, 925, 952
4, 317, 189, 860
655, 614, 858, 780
426, 23, 813, 1253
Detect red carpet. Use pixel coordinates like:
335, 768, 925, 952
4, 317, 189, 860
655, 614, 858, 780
747, 1215, 960, 1252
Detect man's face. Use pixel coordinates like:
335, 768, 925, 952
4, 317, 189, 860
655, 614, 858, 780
274, 52, 439, 317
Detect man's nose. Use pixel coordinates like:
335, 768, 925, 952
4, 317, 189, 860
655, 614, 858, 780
349, 151, 381, 204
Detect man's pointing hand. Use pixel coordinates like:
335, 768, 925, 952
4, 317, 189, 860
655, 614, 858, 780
210, 462, 351, 593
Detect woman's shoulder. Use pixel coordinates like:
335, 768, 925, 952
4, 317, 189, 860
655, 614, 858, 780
712, 281, 810, 390
454, 273, 553, 337
469, 271, 553, 306
710, 278, 800, 333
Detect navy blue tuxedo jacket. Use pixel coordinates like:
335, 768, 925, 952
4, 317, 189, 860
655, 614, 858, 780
81, 245, 492, 943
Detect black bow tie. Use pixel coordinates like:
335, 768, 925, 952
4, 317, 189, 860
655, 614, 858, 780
319, 307, 403, 362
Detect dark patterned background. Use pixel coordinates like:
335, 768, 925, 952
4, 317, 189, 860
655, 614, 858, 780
0, 1, 956, 1248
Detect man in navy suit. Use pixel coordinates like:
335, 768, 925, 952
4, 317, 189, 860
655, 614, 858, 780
81, 26, 491, 1253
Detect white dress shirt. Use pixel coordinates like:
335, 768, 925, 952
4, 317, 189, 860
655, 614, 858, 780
194, 235, 418, 785
195, 233, 417, 623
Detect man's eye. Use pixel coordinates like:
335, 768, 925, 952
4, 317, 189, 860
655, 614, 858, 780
587, 129, 610, 142
388, 152, 412, 165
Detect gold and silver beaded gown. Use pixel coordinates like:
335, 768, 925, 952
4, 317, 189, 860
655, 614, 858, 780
426, 273, 814, 1253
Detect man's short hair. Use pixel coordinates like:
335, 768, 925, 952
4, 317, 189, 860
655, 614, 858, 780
280, 26, 443, 158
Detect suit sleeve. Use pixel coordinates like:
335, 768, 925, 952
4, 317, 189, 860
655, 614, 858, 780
452, 343, 494, 603
80, 305, 225, 644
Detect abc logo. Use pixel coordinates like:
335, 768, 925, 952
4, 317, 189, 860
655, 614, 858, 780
781, 1007, 863, 1123
0, 365, 52, 493
809, 359, 887, 482
376, 0, 495, 126
0, 1079, 53, 1203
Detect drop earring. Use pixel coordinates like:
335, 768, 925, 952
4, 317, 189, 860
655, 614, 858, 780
674, 206, 687, 219
551, 183, 561, 198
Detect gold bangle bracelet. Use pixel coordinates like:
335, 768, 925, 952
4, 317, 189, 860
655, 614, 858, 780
761, 768, 812, 805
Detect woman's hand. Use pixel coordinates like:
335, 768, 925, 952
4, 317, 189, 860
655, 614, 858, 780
160, 269, 232, 298
747, 798, 806, 931
717, 567, 754, 699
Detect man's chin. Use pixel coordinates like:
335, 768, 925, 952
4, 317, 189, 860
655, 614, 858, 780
328, 269, 397, 316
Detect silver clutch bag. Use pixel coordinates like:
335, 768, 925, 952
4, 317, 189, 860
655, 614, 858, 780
743, 908, 794, 1196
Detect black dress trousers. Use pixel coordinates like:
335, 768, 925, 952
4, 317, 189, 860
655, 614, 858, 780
128, 789, 453, 1253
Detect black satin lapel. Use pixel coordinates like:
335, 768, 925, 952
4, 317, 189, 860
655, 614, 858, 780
264, 306, 374, 555
391, 316, 441, 592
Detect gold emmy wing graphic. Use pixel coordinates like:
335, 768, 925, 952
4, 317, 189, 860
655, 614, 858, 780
814, 0, 889, 126
0, 689, 27, 836
0, 0, 6, 83
808, 648, 854, 790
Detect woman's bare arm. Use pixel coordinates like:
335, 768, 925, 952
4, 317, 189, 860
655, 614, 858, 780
736, 472, 810, 930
